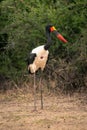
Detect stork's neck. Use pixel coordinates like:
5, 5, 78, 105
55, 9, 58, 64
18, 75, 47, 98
45, 25, 52, 50
44, 43, 50, 50
46, 26, 52, 44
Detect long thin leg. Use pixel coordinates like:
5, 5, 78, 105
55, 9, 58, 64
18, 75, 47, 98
34, 73, 37, 111
39, 72, 43, 109
41, 79, 43, 109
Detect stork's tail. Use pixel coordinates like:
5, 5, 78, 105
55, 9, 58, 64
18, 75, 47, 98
46, 25, 68, 43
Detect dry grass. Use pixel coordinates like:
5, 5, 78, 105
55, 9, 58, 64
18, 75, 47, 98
0, 87, 87, 130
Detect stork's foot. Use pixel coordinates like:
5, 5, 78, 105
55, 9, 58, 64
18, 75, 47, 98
31, 109, 38, 113
41, 102, 43, 109
41, 106, 43, 110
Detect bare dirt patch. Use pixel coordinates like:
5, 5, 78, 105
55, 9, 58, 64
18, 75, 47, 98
0, 90, 87, 130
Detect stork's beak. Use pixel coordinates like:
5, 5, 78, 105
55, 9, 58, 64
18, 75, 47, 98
50, 26, 68, 43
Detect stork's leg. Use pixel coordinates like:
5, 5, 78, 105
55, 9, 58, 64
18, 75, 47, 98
39, 72, 43, 109
33, 73, 37, 111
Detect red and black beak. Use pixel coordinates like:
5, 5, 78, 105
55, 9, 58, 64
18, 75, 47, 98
46, 25, 68, 43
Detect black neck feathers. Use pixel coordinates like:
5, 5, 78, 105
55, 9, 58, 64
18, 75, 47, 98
44, 43, 50, 50
45, 25, 53, 50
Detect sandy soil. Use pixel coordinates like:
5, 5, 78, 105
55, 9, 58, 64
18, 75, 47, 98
0, 90, 87, 130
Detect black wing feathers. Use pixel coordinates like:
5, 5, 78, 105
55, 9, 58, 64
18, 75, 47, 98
27, 53, 36, 65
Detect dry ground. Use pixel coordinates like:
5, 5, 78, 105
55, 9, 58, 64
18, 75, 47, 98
0, 89, 87, 130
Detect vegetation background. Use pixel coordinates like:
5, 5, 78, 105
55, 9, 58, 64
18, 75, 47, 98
0, 0, 87, 93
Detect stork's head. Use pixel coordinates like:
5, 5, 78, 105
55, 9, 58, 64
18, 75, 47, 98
46, 25, 68, 43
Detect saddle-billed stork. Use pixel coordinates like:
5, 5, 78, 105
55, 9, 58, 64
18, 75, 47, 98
27, 25, 67, 110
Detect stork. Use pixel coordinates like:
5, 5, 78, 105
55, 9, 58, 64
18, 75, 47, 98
27, 25, 67, 110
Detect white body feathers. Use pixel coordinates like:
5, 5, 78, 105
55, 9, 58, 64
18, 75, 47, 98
28, 45, 49, 73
